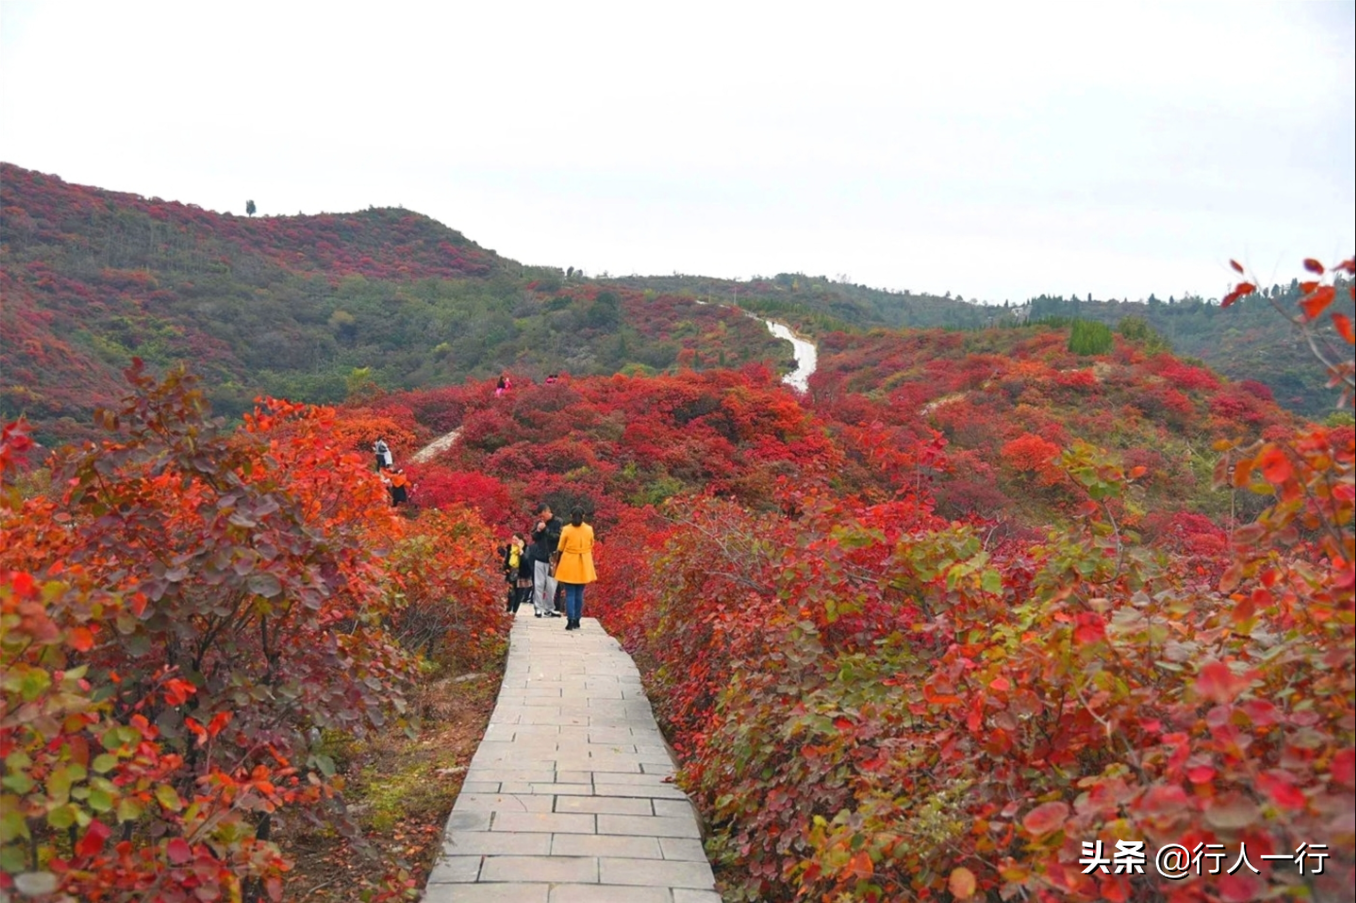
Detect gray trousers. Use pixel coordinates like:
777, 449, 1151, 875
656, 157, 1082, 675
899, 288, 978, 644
533, 560, 558, 615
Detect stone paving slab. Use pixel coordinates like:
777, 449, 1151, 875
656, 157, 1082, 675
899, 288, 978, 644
424, 612, 718, 902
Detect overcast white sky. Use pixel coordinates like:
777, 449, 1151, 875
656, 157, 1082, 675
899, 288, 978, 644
2, 1, 1352, 303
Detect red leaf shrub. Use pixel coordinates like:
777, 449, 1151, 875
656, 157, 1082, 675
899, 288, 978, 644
1, 364, 501, 901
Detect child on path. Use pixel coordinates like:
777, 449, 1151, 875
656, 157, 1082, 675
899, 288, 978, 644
514, 536, 534, 613
502, 535, 526, 612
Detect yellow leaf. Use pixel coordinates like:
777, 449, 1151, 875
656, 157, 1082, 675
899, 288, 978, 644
949, 866, 978, 900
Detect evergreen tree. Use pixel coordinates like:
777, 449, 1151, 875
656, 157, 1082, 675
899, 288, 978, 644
1068, 319, 1114, 355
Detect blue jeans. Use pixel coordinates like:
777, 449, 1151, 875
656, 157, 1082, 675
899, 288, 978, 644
562, 583, 584, 622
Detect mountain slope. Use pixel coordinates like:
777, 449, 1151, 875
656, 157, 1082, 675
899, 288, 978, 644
0, 164, 785, 443
1, 162, 1340, 449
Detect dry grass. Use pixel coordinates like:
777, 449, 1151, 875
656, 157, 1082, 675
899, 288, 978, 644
282, 663, 504, 902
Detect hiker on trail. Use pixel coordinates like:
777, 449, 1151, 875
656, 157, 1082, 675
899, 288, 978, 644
554, 507, 596, 631
529, 503, 563, 618
496, 375, 511, 397
387, 468, 410, 507
374, 437, 392, 470
502, 534, 527, 613
545, 373, 558, 385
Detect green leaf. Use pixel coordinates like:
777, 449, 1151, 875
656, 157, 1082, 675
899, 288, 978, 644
0, 802, 31, 842
309, 753, 336, 777
116, 796, 144, 823
4, 751, 32, 771
92, 753, 119, 774
18, 666, 51, 702
0, 844, 28, 871
1, 772, 34, 794
47, 803, 77, 830
155, 784, 182, 813
88, 788, 114, 812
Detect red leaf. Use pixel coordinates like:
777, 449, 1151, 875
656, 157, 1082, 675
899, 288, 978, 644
848, 850, 874, 879
1240, 698, 1279, 727
11, 571, 36, 597
1221, 283, 1255, 308
207, 711, 233, 737
1332, 313, 1354, 345
1299, 285, 1335, 321
1302, 257, 1325, 275
1100, 876, 1130, 902
1229, 259, 1245, 274
77, 819, 111, 858
163, 678, 196, 706
1257, 447, 1292, 484
1256, 772, 1306, 810
1335, 258, 1355, 275
1187, 764, 1216, 784
1140, 784, 1189, 812
1332, 749, 1355, 788
989, 676, 1011, 692
1022, 800, 1070, 836
1218, 872, 1265, 902
184, 717, 208, 745
1194, 661, 1252, 705
68, 626, 95, 652
949, 866, 978, 900
1073, 613, 1106, 645
166, 837, 192, 864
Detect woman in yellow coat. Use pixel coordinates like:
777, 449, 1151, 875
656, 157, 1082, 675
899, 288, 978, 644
553, 507, 596, 631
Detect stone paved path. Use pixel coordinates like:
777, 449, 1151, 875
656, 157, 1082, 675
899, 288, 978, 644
422, 611, 720, 903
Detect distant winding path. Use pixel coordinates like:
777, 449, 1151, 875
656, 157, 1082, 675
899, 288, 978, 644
407, 304, 817, 468
692, 297, 818, 393
763, 318, 817, 394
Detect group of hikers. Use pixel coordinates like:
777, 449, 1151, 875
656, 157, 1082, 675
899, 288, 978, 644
497, 372, 563, 397
375, 436, 597, 628
501, 502, 596, 630
373, 375, 598, 627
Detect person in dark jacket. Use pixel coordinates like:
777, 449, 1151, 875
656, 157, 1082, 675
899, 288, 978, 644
529, 503, 563, 617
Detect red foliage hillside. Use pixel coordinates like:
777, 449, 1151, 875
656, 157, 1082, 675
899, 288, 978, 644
2, 163, 498, 282
807, 326, 1302, 523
